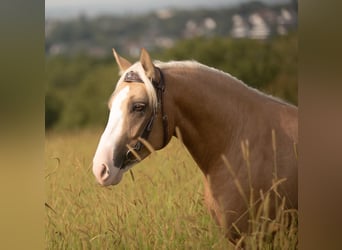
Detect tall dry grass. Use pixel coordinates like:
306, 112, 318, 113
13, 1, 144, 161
45, 129, 297, 249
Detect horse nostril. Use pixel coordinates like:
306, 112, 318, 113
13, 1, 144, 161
100, 164, 109, 179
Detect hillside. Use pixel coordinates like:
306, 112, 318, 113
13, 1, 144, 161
45, 1, 297, 58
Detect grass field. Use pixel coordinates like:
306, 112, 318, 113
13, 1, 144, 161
45, 129, 297, 249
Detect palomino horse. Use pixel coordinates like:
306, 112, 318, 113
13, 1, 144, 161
93, 48, 298, 240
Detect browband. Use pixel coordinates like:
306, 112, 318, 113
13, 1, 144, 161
124, 71, 144, 83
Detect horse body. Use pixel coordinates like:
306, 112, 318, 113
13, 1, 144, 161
93, 49, 298, 239
158, 61, 298, 236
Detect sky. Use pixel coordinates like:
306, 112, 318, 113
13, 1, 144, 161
45, 0, 290, 19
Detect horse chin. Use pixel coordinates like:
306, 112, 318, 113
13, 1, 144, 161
101, 169, 124, 186
103, 162, 137, 186
94, 153, 141, 186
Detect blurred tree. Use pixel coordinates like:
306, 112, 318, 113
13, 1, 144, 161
46, 33, 297, 130
160, 37, 281, 89
45, 92, 63, 129
57, 65, 117, 130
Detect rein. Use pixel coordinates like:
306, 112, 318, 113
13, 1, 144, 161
122, 67, 168, 168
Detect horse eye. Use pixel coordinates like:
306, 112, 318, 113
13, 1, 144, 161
132, 103, 146, 112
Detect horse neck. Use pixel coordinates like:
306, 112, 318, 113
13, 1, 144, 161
163, 63, 260, 174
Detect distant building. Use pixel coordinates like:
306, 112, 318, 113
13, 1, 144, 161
184, 17, 217, 38
248, 13, 270, 39
231, 14, 248, 38
156, 9, 174, 19
155, 37, 174, 48
184, 19, 199, 38
277, 8, 293, 35
203, 17, 216, 31
49, 43, 66, 55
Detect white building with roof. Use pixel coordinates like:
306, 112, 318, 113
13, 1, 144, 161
231, 14, 248, 38
248, 13, 270, 39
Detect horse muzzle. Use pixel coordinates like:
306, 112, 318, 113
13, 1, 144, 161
92, 161, 124, 186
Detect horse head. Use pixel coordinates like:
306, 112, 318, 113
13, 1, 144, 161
92, 48, 169, 186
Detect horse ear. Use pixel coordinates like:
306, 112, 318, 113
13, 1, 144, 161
112, 49, 132, 75
140, 48, 155, 79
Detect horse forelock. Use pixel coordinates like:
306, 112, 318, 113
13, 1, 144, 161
115, 62, 158, 112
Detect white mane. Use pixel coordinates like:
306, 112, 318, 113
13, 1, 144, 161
115, 60, 294, 110
155, 60, 294, 107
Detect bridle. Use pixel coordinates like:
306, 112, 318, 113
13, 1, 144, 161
121, 67, 168, 168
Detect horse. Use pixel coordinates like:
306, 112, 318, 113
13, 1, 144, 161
92, 48, 298, 240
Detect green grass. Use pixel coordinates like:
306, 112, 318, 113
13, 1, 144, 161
45, 129, 297, 249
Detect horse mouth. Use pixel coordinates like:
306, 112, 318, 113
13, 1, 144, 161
121, 147, 141, 169
122, 154, 139, 169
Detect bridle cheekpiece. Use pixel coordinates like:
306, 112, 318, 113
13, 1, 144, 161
121, 67, 168, 168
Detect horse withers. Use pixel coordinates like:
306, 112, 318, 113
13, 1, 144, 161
92, 48, 298, 240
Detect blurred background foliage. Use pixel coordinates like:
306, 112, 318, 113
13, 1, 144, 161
46, 33, 297, 130
46, 2, 297, 131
